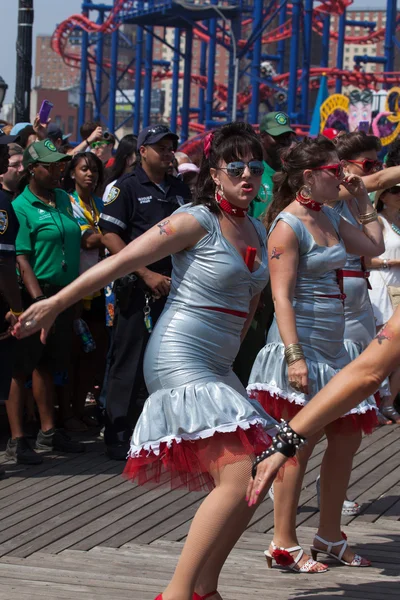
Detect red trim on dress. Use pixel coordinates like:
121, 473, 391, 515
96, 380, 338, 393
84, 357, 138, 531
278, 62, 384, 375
123, 425, 272, 492
250, 390, 378, 436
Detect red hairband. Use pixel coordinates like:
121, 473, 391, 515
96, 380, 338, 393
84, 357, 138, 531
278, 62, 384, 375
203, 131, 214, 159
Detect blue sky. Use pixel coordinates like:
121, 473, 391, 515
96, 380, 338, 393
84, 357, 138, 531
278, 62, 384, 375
0, 0, 393, 102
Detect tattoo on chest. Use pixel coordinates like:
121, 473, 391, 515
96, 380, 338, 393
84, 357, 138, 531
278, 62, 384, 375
157, 220, 176, 236
376, 324, 394, 345
271, 246, 284, 260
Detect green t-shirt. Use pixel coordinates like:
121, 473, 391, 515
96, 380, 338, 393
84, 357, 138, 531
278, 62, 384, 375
248, 161, 276, 220
13, 186, 81, 286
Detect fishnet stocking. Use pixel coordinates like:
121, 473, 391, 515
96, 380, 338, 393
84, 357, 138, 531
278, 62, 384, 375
162, 456, 256, 600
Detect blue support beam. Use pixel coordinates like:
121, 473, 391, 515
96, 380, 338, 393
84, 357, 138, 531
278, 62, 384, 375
170, 28, 180, 133
385, 0, 397, 87
287, 0, 301, 119
321, 14, 331, 69
300, 0, 314, 125
181, 27, 193, 142
277, 2, 287, 76
249, 0, 263, 124
143, 27, 153, 128
133, 26, 143, 135
108, 25, 119, 133
205, 0, 217, 129
78, 1, 90, 141
198, 29, 207, 124
94, 8, 105, 122
335, 10, 346, 93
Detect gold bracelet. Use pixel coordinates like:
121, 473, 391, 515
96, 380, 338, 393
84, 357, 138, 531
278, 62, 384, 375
359, 209, 377, 218
360, 212, 378, 225
9, 309, 23, 317
284, 343, 305, 365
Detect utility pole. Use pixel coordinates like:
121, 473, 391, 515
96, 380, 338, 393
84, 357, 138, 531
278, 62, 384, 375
15, 0, 34, 123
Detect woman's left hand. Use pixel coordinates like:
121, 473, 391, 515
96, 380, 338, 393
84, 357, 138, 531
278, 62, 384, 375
341, 173, 369, 201
12, 298, 59, 343
246, 451, 288, 507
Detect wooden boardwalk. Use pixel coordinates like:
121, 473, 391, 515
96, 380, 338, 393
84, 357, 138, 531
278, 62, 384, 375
0, 424, 399, 599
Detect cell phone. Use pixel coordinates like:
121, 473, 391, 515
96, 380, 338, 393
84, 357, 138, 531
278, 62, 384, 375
38, 100, 53, 124
358, 120, 370, 134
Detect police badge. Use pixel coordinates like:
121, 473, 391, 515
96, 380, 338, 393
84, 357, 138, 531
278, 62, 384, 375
0, 210, 8, 234
104, 186, 120, 205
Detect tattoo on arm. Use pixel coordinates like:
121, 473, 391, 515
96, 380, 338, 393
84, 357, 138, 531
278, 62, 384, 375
376, 324, 394, 345
271, 246, 284, 260
157, 220, 176, 236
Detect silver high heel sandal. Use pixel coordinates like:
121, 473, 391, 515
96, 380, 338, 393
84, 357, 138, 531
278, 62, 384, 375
311, 534, 371, 567
265, 541, 329, 573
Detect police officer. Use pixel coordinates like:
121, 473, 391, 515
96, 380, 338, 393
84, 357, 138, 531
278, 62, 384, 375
0, 130, 39, 473
99, 125, 191, 459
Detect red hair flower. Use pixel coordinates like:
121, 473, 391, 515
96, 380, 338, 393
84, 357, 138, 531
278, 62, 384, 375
341, 531, 348, 541
203, 131, 214, 159
272, 548, 293, 567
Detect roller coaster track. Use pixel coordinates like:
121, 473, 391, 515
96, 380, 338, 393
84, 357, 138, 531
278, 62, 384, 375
51, 0, 400, 121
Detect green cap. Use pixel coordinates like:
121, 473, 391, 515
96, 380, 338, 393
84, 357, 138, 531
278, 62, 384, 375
260, 112, 294, 136
23, 139, 72, 169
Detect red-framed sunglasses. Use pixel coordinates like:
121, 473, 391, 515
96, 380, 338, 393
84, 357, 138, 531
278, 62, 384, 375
311, 163, 344, 178
346, 158, 382, 173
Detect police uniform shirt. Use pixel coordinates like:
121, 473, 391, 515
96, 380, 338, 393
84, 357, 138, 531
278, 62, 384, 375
99, 164, 191, 273
0, 187, 20, 331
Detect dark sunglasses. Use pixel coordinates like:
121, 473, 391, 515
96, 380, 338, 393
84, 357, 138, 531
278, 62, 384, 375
219, 160, 264, 177
347, 158, 382, 173
40, 161, 67, 172
385, 186, 400, 195
311, 163, 344, 178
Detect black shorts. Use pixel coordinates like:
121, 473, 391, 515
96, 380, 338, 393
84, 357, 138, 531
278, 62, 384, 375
13, 284, 75, 376
0, 336, 15, 402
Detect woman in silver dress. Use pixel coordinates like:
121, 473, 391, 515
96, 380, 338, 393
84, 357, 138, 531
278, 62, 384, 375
13, 123, 277, 600
333, 132, 392, 426
248, 137, 384, 573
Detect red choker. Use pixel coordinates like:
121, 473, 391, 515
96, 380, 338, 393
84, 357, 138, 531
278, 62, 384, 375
216, 192, 248, 217
295, 190, 322, 212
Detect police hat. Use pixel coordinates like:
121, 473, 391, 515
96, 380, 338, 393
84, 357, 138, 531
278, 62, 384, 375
138, 125, 179, 150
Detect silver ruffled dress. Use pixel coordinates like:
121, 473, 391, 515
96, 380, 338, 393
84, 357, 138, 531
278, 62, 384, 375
333, 200, 389, 402
247, 208, 378, 433
124, 204, 278, 491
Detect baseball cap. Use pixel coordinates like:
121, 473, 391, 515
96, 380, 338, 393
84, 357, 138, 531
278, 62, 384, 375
23, 139, 72, 169
178, 162, 200, 175
47, 123, 71, 142
0, 126, 18, 145
260, 112, 294, 136
10, 122, 31, 136
138, 125, 179, 150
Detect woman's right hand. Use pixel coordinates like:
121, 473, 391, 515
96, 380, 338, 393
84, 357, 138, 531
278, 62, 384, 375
288, 359, 309, 395
12, 298, 59, 344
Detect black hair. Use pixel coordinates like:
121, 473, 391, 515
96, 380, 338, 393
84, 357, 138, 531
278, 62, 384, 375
103, 134, 137, 190
385, 139, 400, 168
18, 126, 36, 149
264, 136, 337, 231
62, 152, 104, 193
193, 122, 263, 214
334, 131, 381, 160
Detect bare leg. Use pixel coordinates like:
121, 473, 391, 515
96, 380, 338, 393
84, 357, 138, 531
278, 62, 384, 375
375, 325, 400, 423
32, 367, 55, 432
161, 456, 257, 600
315, 424, 368, 564
5, 376, 25, 439
271, 431, 326, 570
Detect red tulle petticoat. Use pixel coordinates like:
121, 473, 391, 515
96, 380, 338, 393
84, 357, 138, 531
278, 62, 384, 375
250, 390, 379, 435
123, 425, 272, 492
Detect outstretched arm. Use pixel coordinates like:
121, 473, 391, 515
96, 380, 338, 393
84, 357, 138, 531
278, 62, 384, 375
13, 213, 206, 342
338, 165, 400, 200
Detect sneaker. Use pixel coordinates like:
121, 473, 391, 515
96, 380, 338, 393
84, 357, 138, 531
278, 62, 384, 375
36, 428, 85, 453
0, 464, 6, 479
105, 442, 130, 461
6, 437, 43, 465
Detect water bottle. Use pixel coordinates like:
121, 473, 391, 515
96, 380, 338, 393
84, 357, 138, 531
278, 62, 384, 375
73, 318, 96, 353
